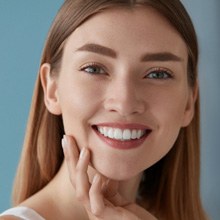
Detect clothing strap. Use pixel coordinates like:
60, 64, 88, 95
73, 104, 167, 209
0, 206, 45, 220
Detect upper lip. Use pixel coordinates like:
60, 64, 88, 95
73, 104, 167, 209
92, 122, 152, 131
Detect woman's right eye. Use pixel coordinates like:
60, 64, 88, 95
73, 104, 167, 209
80, 64, 106, 75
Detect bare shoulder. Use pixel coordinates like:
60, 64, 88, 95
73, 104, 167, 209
0, 216, 21, 220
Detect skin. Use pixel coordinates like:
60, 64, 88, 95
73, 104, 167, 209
1, 6, 196, 220
44, 6, 194, 181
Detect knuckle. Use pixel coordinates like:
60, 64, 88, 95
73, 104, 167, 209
64, 152, 70, 161
92, 209, 103, 218
75, 164, 81, 173
76, 190, 88, 202
69, 175, 75, 186
88, 186, 96, 197
91, 207, 104, 218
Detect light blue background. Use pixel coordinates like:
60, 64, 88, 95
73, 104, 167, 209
0, 1, 219, 219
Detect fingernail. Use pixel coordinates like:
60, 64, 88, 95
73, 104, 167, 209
63, 135, 68, 145
93, 174, 100, 184
62, 135, 68, 152
80, 148, 86, 159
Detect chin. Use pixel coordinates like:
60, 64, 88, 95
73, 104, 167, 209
91, 157, 142, 181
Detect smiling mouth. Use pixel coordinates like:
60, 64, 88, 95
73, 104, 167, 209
92, 125, 152, 142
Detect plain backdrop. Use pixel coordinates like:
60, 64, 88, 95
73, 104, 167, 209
0, 1, 219, 219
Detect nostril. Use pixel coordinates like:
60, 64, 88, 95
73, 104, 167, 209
104, 95, 146, 116
104, 103, 146, 116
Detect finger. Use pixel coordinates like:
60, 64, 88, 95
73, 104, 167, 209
89, 173, 105, 216
62, 137, 92, 211
75, 147, 91, 208
89, 175, 139, 220
103, 179, 118, 198
62, 135, 80, 185
104, 180, 129, 207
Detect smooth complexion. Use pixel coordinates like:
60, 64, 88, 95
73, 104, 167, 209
21, 6, 196, 220
44, 6, 194, 180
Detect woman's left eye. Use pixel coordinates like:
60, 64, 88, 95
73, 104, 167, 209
80, 64, 106, 75
146, 69, 172, 80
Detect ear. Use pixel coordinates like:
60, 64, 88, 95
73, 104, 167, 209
181, 82, 198, 127
40, 63, 61, 115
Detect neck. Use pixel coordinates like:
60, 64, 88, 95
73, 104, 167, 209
118, 174, 143, 202
48, 161, 143, 218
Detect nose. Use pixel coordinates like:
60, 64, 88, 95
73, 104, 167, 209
104, 77, 146, 116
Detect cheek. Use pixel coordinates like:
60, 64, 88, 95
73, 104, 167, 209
62, 82, 100, 112
151, 92, 188, 154
58, 78, 104, 146
153, 86, 188, 127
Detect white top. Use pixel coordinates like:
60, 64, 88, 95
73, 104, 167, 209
0, 206, 45, 220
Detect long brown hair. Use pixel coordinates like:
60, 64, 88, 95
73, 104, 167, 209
13, 0, 207, 219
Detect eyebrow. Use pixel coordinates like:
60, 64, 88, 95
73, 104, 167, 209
76, 43, 117, 58
76, 43, 183, 62
141, 52, 183, 62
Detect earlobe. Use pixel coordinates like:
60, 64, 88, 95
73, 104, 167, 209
40, 63, 61, 115
182, 83, 198, 127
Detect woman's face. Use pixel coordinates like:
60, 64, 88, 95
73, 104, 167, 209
44, 7, 195, 180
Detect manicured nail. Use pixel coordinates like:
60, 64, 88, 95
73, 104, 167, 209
93, 174, 100, 184
80, 148, 87, 159
103, 179, 110, 190
61, 135, 68, 152
63, 135, 68, 145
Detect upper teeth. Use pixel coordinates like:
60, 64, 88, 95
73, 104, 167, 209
97, 126, 146, 141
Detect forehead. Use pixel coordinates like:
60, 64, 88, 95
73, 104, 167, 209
65, 6, 188, 60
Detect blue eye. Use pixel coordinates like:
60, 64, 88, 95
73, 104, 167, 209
146, 69, 172, 79
80, 64, 106, 75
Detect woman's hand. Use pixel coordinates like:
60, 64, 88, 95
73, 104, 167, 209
62, 135, 158, 220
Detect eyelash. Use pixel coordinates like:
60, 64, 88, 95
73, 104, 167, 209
79, 63, 107, 75
79, 63, 173, 80
145, 67, 173, 80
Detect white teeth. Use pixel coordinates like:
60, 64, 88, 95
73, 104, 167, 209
107, 128, 114, 138
114, 128, 122, 140
137, 130, 142, 139
131, 130, 137, 139
97, 126, 146, 141
103, 127, 108, 137
100, 127, 104, 134
123, 129, 131, 140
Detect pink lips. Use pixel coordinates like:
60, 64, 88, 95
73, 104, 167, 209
92, 123, 152, 150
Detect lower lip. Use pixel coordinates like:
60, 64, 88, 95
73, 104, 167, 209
93, 128, 150, 150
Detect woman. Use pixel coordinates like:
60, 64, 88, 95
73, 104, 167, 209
0, 0, 208, 219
